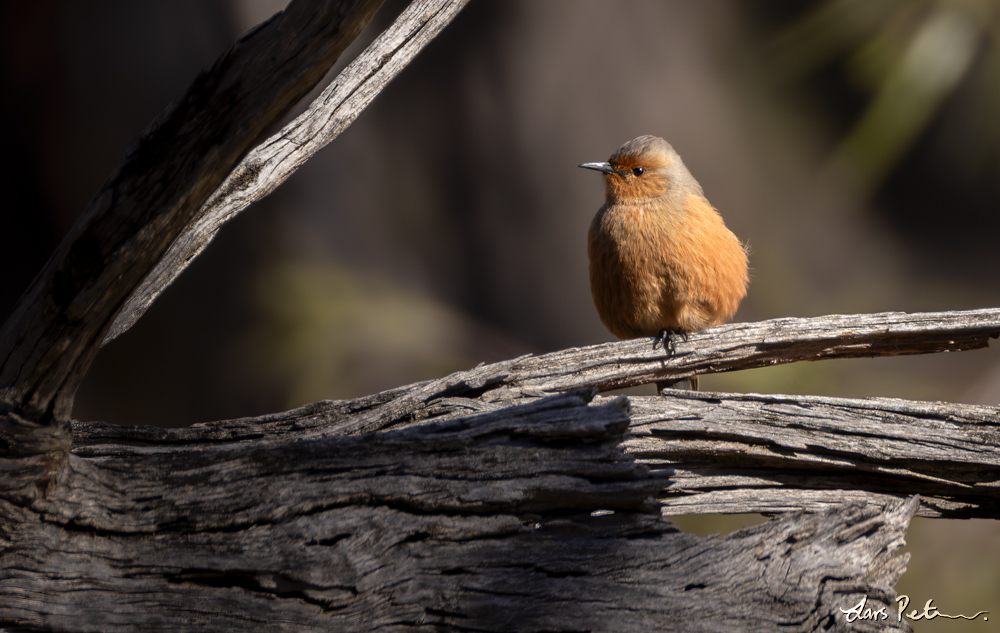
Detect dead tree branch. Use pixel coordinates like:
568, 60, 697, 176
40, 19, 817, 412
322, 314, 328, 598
474, 308, 1000, 401
0, 0, 390, 422
102, 0, 472, 345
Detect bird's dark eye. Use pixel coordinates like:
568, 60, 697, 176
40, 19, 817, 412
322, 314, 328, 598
632, 166, 645, 176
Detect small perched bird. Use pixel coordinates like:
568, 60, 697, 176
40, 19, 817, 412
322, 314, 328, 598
580, 135, 748, 389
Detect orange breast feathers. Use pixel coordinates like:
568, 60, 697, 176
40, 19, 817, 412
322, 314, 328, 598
587, 193, 748, 339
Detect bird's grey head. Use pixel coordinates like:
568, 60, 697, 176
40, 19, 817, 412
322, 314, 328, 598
579, 135, 701, 204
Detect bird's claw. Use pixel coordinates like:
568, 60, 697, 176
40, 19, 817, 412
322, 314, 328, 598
653, 330, 695, 392
652, 329, 687, 358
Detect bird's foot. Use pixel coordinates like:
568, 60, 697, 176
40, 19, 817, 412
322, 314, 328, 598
652, 329, 688, 357
654, 329, 695, 393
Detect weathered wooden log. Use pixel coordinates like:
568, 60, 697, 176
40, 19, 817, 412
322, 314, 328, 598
68, 355, 1000, 520
3, 392, 913, 632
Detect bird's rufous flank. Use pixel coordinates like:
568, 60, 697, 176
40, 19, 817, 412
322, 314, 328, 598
580, 135, 748, 384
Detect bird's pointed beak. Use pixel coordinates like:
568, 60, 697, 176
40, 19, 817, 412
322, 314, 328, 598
578, 161, 615, 175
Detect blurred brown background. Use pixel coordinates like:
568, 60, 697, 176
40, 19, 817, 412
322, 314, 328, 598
2, 0, 998, 626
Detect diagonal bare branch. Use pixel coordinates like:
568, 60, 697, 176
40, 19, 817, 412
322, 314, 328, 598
0, 0, 390, 422
103, 0, 472, 346
0, 0, 474, 425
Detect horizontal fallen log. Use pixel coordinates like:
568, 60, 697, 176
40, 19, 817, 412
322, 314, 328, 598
4, 393, 913, 632
70, 307, 1000, 520
70, 381, 1000, 520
